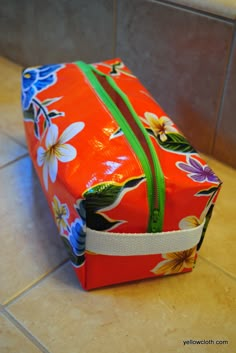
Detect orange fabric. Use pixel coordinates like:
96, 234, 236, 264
22, 58, 221, 289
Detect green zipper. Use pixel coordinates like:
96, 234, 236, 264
75, 61, 165, 232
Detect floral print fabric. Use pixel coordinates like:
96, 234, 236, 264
22, 58, 222, 289
52, 196, 69, 233
141, 112, 178, 142
51, 195, 86, 267
176, 156, 220, 183
37, 122, 84, 190
22, 64, 63, 110
151, 247, 196, 275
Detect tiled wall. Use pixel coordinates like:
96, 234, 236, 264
0, 0, 235, 168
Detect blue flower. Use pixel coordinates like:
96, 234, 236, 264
69, 219, 86, 256
22, 64, 63, 110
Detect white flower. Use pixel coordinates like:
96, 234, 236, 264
142, 112, 178, 142
37, 122, 84, 190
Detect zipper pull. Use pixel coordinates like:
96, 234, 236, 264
151, 209, 160, 233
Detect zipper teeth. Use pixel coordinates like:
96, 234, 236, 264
75, 61, 165, 232
104, 74, 163, 199
78, 63, 154, 216
104, 73, 165, 231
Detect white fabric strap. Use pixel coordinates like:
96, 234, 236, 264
86, 220, 205, 256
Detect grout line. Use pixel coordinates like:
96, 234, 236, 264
1, 308, 51, 353
4, 259, 69, 307
0, 153, 29, 170
211, 24, 236, 154
4, 131, 28, 149
150, 0, 235, 23
199, 254, 236, 281
112, 0, 117, 57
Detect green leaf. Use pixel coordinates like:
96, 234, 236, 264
42, 99, 53, 106
35, 107, 42, 122
48, 110, 63, 118
23, 105, 34, 122
84, 183, 122, 213
86, 211, 120, 231
42, 97, 62, 106
197, 204, 214, 251
110, 61, 121, 74
157, 133, 196, 154
196, 186, 219, 196
146, 128, 156, 137
81, 176, 144, 231
75, 199, 86, 221
61, 236, 85, 267
110, 128, 123, 139
124, 176, 144, 189
83, 176, 145, 213
43, 120, 47, 130
34, 122, 39, 138
41, 120, 48, 136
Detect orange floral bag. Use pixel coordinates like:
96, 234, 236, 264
22, 58, 222, 289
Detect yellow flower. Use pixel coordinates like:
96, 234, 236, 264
179, 215, 201, 229
143, 112, 178, 142
52, 195, 69, 233
151, 247, 196, 275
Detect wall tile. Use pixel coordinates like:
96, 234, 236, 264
0, 57, 26, 146
167, 0, 236, 19
0, 0, 114, 66
116, 0, 233, 154
0, 0, 35, 64
212, 31, 236, 168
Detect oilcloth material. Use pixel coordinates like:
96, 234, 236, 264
86, 220, 205, 256
21, 58, 222, 289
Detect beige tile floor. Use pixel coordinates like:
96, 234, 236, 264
0, 57, 235, 353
